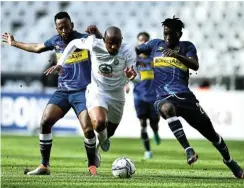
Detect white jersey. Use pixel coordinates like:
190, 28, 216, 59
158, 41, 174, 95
58, 35, 136, 91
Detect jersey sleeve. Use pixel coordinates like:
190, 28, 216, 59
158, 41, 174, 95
186, 42, 198, 59
136, 40, 157, 54
44, 37, 55, 50
57, 36, 94, 66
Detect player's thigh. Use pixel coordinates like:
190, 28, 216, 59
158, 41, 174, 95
107, 99, 125, 124
69, 89, 86, 116
134, 98, 148, 119
42, 91, 71, 124
89, 106, 108, 130
85, 84, 109, 124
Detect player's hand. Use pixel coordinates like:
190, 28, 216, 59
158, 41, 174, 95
124, 65, 137, 81
44, 65, 62, 76
163, 49, 178, 58
85, 25, 102, 39
2, 32, 15, 46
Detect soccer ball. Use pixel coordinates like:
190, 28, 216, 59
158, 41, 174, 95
112, 157, 136, 178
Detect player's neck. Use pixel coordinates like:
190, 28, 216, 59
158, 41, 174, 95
165, 41, 180, 49
62, 31, 75, 44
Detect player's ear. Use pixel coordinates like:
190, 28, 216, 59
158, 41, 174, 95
71, 22, 74, 29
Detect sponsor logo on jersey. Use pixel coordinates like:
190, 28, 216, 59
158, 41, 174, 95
153, 57, 188, 71
56, 50, 89, 64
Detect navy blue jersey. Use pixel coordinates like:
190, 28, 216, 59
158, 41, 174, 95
44, 31, 91, 91
133, 55, 156, 102
137, 39, 198, 97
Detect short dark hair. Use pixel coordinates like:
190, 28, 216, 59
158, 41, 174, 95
54, 12, 71, 22
137, 32, 150, 40
161, 16, 185, 31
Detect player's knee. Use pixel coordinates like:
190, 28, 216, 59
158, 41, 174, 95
40, 115, 56, 133
160, 103, 176, 118
93, 118, 107, 132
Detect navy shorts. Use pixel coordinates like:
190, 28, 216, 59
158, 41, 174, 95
134, 98, 159, 119
48, 89, 86, 116
154, 92, 211, 129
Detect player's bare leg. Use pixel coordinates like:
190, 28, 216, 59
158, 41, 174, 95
139, 118, 152, 159
149, 117, 160, 145
160, 102, 198, 165
27, 104, 65, 175
89, 107, 110, 152
78, 110, 100, 176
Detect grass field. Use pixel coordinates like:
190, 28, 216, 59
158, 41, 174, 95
1, 135, 244, 188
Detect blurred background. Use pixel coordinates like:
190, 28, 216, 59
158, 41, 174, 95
1, 1, 244, 140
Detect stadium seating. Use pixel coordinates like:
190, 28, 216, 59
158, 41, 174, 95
1, 1, 244, 76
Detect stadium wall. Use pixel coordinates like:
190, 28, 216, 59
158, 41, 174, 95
1, 90, 244, 140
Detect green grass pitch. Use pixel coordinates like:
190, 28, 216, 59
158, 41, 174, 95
1, 135, 244, 188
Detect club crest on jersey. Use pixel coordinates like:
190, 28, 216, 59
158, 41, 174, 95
54, 45, 60, 50
157, 47, 164, 51
98, 64, 113, 77
114, 59, 119, 65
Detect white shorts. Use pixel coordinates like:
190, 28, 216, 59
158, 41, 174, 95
85, 84, 125, 124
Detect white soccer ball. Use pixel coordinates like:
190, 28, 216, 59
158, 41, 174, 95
112, 157, 136, 178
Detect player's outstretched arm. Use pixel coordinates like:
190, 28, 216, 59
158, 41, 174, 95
2, 32, 48, 53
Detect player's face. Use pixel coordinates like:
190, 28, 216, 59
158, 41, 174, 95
137, 35, 149, 45
56, 18, 74, 41
104, 36, 122, 55
164, 26, 180, 47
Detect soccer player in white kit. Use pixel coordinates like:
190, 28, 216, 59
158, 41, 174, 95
46, 26, 137, 152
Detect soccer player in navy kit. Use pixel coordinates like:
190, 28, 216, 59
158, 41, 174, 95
126, 32, 160, 159
136, 16, 243, 178
2, 12, 101, 176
